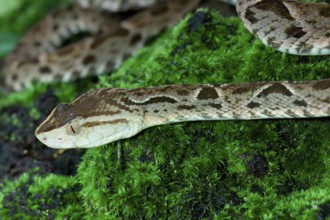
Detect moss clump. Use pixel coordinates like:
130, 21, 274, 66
0, 172, 84, 219
0, 2, 329, 220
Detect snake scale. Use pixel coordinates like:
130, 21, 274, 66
3, 0, 329, 148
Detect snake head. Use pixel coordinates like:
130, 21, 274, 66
35, 92, 144, 148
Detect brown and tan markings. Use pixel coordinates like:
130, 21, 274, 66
256, 83, 293, 97
35, 79, 330, 148
1, 0, 329, 92
197, 87, 219, 100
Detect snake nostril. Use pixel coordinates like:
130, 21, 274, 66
42, 137, 47, 141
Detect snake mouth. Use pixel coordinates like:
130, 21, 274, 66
35, 128, 61, 148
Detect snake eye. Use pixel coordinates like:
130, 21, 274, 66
66, 122, 81, 135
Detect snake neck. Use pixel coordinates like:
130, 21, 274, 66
113, 81, 330, 129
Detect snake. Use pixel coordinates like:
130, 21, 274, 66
3, 0, 329, 148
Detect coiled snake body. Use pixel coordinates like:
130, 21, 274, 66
4, 0, 329, 148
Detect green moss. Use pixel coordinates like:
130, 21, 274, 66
1, 2, 330, 220
0, 0, 70, 58
0, 0, 70, 35
0, 172, 84, 219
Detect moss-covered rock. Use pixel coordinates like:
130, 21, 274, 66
0, 1, 329, 219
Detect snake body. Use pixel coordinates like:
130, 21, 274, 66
1, 0, 329, 91
2, 0, 328, 148
1, 0, 200, 91
35, 79, 330, 148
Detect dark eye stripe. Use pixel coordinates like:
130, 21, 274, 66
82, 119, 128, 127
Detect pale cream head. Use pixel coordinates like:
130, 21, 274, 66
35, 89, 145, 149
35, 113, 138, 149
